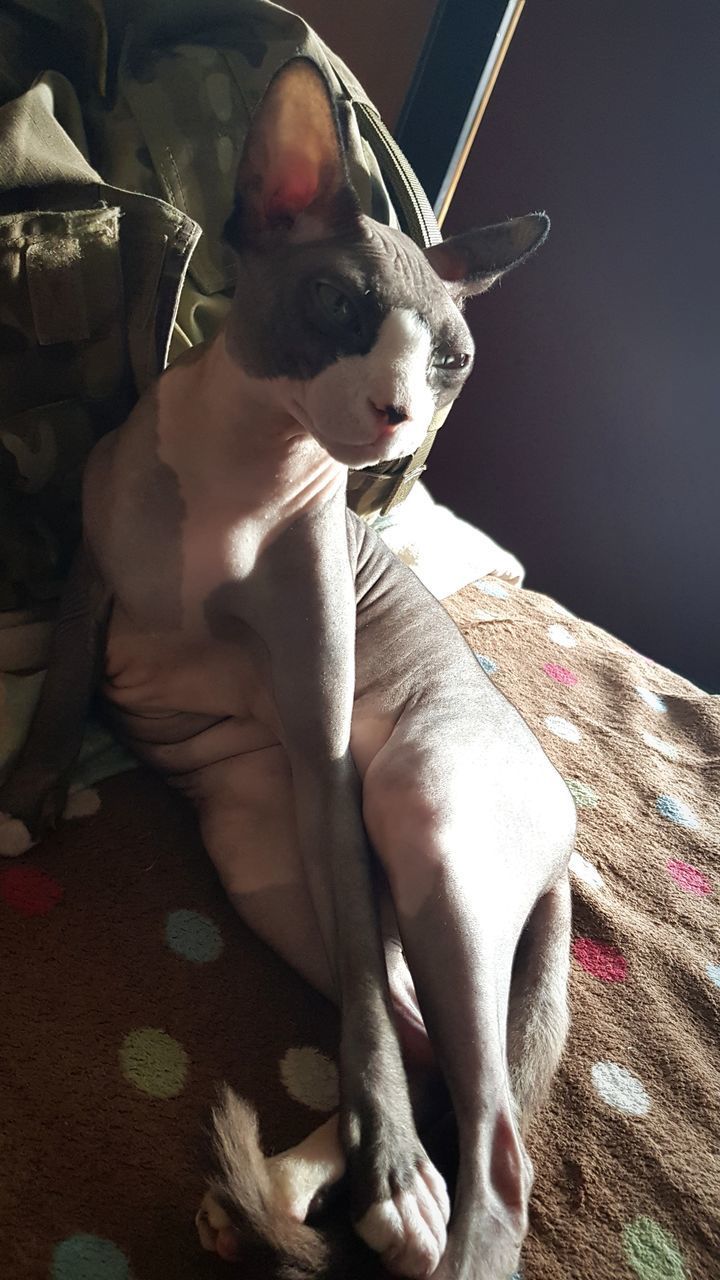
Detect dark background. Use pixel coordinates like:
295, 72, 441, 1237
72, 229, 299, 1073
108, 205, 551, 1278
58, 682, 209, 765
430, 0, 720, 692
302, 0, 720, 692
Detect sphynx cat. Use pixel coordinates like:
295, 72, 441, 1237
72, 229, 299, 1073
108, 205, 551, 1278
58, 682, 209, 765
0, 60, 575, 1280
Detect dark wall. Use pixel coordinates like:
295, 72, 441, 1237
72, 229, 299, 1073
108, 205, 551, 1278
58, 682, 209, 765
295, 0, 435, 126
430, 0, 720, 692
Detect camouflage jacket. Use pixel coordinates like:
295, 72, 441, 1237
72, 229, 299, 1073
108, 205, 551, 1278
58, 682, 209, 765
0, 0, 444, 640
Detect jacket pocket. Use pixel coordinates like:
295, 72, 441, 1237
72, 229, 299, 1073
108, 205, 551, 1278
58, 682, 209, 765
0, 205, 128, 419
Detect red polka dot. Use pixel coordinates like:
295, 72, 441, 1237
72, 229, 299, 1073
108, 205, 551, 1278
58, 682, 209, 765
572, 937, 627, 981
0, 866, 63, 917
543, 662, 578, 686
666, 859, 712, 897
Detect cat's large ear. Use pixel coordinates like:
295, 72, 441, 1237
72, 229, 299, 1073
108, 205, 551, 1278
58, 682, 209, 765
225, 58, 360, 250
424, 213, 550, 298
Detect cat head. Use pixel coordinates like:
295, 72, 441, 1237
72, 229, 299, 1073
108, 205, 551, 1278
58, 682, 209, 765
224, 59, 548, 468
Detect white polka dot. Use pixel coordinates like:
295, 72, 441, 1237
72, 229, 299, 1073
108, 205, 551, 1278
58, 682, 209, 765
216, 136, 234, 174
474, 609, 496, 622
635, 687, 667, 713
544, 715, 582, 743
548, 623, 576, 648
64, 788, 101, 820
206, 71, 232, 121
280, 1047, 339, 1112
591, 1061, 651, 1116
474, 579, 508, 599
640, 730, 679, 761
569, 850, 604, 890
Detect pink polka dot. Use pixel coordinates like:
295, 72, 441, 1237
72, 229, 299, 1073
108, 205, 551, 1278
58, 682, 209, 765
0, 866, 64, 917
572, 937, 627, 981
543, 662, 578, 687
666, 859, 712, 897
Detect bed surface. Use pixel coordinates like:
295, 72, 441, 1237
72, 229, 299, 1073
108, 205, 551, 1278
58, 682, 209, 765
2, 578, 718, 1279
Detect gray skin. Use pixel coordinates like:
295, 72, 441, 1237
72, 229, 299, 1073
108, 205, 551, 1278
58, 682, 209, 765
0, 61, 575, 1280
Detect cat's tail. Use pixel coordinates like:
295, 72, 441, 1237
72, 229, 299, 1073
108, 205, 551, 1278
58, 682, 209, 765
208, 1084, 330, 1279
507, 872, 572, 1131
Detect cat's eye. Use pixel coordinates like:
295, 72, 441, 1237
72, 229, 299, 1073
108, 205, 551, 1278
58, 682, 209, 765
315, 282, 362, 334
434, 352, 470, 370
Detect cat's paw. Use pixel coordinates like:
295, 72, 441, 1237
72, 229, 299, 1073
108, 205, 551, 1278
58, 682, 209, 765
195, 1191, 242, 1262
0, 812, 36, 858
0, 774, 68, 854
354, 1156, 450, 1278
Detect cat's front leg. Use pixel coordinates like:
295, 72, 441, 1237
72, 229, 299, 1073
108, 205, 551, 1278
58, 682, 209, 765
291, 751, 449, 1277
207, 497, 449, 1275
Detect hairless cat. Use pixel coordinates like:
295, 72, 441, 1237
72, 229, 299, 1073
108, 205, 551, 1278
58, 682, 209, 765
0, 60, 575, 1280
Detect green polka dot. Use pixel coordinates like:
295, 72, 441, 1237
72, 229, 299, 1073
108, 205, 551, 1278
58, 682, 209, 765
623, 1216, 688, 1279
280, 1046, 339, 1111
165, 909, 223, 963
120, 1028, 188, 1098
53, 1234, 130, 1280
565, 779, 599, 808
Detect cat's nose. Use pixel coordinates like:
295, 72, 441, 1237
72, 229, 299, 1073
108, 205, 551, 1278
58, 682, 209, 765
368, 398, 409, 433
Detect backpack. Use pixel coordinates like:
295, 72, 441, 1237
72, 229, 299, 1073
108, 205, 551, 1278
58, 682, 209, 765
0, 0, 447, 626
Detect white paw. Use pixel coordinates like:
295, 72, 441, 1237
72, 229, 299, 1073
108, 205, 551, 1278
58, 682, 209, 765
0, 813, 35, 858
195, 1190, 242, 1262
355, 1160, 450, 1278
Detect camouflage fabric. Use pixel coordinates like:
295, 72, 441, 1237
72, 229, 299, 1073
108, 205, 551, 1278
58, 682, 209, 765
0, 0, 444, 790
0, 61, 200, 615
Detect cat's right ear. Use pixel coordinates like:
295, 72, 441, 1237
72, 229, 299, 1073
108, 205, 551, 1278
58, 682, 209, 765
224, 58, 361, 251
424, 214, 550, 297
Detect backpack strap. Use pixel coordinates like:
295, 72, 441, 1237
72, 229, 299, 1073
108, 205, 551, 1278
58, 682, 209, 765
351, 98, 442, 250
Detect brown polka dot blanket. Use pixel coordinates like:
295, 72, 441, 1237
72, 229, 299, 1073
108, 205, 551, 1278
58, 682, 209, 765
2, 580, 718, 1280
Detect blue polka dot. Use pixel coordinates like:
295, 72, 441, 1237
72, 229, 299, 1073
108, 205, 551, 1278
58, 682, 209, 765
706, 962, 720, 989
53, 1235, 130, 1280
635, 686, 667, 713
165, 909, 223, 963
474, 654, 498, 675
475, 579, 508, 599
656, 795, 699, 829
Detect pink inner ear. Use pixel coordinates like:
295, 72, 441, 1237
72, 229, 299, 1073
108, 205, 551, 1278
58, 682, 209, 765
264, 152, 321, 221
425, 243, 467, 283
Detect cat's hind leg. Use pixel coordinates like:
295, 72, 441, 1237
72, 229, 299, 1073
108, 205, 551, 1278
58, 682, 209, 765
360, 705, 575, 1280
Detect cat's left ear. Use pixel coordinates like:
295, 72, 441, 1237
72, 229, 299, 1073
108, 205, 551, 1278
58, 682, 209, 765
424, 213, 550, 297
225, 57, 361, 250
